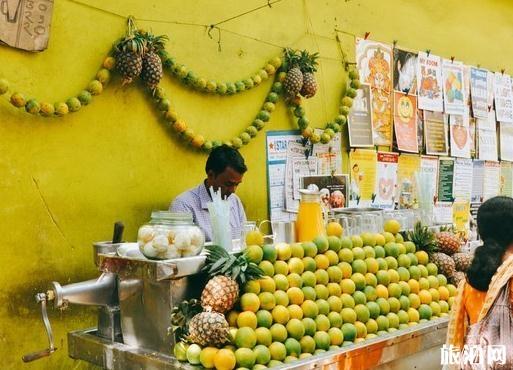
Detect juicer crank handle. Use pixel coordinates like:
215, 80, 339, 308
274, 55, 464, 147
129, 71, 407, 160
22, 292, 57, 362
112, 221, 124, 244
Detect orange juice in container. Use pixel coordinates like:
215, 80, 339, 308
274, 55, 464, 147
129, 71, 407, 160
296, 189, 325, 242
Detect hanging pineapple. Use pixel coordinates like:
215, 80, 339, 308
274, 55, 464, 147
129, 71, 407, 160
283, 48, 303, 98
299, 50, 319, 98
200, 245, 263, 314
141, 31, 169, 90
113, 17, 147, 85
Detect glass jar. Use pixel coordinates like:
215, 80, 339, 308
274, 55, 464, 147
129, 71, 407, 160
137, 211, 205, 260
296, 190, 325, 242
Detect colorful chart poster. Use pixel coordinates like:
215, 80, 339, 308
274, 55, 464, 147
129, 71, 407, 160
470, 67, 489, 119
349, 149, 377, 207
442, 59, 466, 115
453, 200, 470, 234
477, 110, 498, 161
417, 52, 443, 112
483, 161, 500, 200
471, 160, 485, 203
420, 156, 439, 202
494, 72, 513, 123
449, 112, 471, 158
356, 38, 393, 146
348, 83, 374, 147
393, 92, 418, 153
438, 157, 455, 202
393, 49, 417, 94
424, 111, 448, 155
499, 122, 513, 161
397, 154, 421, 208
500, 161, 513, 196
372, 152, 399, 209
453, 158, 473, 201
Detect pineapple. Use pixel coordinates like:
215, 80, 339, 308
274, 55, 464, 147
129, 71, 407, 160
299, 50, 319, 98
170, 299, 202, 342
436, 231, 461, 255
187, 311, 230, 347
450, 271, 466, 286
452, 252, 473, 272
113, 17, 146, 85
407, 221, 437, 255
283, 49, 303, 98
430, 252, 456, 277
201, 245, 263, 313
141, 31, 168, 90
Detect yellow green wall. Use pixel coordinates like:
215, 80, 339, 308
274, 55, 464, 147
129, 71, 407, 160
1, 0, 512, 368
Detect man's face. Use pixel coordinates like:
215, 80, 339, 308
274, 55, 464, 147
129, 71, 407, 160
207, 166, 244, 198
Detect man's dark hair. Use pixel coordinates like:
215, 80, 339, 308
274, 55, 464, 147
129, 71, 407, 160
205, 145, 247, 176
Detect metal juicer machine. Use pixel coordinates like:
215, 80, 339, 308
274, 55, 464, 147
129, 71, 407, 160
24, 236, 450, 370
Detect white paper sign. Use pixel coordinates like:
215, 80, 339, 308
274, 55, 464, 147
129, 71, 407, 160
494, 72, 513, 123
499, 122, 513, 162
483, 161, 501, 200
453, 158, 473, 201
471, 160, 485, 203
477, 110, 498, 161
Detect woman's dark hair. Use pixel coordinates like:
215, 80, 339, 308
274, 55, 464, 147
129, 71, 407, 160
467, 196, 513, 291
205, 144, 247, 176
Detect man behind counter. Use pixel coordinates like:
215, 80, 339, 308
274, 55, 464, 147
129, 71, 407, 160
170, 145, 247, 241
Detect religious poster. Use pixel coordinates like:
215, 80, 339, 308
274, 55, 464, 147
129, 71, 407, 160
356, 38, 393, 146
417, 52, 443, 112
477, 110, 498, 161
372, 152, 399, 209
424, 111, 448, 155
393, 92, 418, 153
449, 112, 471, 158
438, 157, 455, 202
348, 84, 374, 147
500, 161, 513, 197
483, 161, 500, 200
0, 0, 54, 51
494, 72, 513, 123
349, 149, 377, 207
397, 154, 421, 208
452, 158, 473, 201
442, 59, 466, 115
393, 48, 417, 94
499, 122, 513, 161
470, 67, 489, 119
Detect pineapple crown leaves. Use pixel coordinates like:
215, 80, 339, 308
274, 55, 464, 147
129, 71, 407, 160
202, 245, 263, 286
140, 30, 169, 53
169, 299, 202, 342
113, 16, 148, 56
407, 221, 438, 254
299, 50, 319, 73
283, 48, 302, 71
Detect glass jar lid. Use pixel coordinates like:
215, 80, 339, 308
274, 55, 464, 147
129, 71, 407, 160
299, 189, 321, 203
150, 211, 193, 224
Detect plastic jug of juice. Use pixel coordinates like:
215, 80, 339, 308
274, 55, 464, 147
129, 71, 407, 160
296, 189, 325, 242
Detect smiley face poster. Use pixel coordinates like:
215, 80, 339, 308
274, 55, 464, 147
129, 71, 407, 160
393, 92, 419, 153
372, 152, 399, 209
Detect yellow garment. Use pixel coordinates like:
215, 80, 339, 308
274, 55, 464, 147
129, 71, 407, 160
446, 254, 513, 349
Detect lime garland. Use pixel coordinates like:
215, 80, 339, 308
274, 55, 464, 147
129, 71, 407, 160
158, 50, 283, 96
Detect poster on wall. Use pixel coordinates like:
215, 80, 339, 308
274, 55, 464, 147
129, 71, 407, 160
393, 92, 418, 153
424, 111, 448, 155
487, 71, 495, 108
372, 152, 399, 209
477, 110, 498, 161
463, 65, 471, 106
0, 0, 54, 51
417, 109, 425, 153
356, 38, 393, 146
499, 122, 513, 161
393, 49, 417, 94
483, 161, 501, 200
349, 149, 377, 207
469, 117, 477, 158
348, 84, 374, 147
420, 156, 439, 201
301, 175, 349, 209
500, 161, 513, 197
417, 52, 443, 112
442, 59, 466, 115
453, 200, 470, 234
438, 157, 455, 202
494, 72, 513, 123
471, 160, 485, 203
449, 113, 471, 158
470, 67, 489, 119
452, 158, 473, 201
397, 154, 420, 208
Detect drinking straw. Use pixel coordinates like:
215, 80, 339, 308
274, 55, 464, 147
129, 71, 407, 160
207, 186, 232, 251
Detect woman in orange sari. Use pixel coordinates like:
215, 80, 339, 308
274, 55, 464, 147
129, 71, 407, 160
446, 196, 513, 368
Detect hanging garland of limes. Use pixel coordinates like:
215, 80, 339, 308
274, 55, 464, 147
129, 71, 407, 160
0, 17, 361, 152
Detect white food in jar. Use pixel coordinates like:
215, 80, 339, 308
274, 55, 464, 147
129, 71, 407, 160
189, 227, 205, 247
182, 243, 201, 257
174, 231, 192, 250
152, 235, 169, 253
164, 246, 180, 259
167, 229, 176, 244
143, 242, 158, 258
138, 226, 155, 243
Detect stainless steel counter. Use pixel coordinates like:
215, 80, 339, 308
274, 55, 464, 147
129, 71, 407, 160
69, 318, 448, 370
